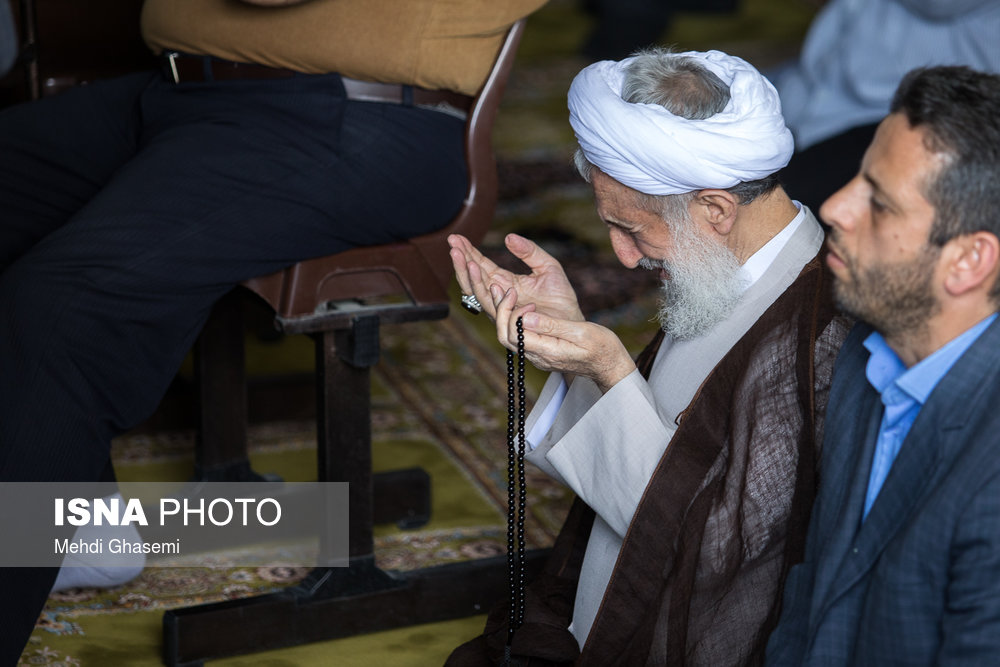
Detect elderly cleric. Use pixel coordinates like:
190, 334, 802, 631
447, 48, 850, 666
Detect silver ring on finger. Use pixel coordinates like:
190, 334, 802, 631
461, 293, 483, 315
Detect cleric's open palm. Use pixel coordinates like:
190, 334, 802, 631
448, 233, 584, 324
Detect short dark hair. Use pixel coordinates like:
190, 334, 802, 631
890, 66, 1000, 249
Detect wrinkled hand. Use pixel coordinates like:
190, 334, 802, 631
448, 233, 584, 323
493, 286, 636, 394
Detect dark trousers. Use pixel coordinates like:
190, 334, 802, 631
0, 69, 466, 663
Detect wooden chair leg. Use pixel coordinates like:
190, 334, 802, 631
193, 296, 432, 526
315, 318, 430, 559
193, 290, 271, 482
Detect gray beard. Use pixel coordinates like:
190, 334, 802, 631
639, 231, 745, 340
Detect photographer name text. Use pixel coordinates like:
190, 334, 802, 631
55, 537, 180, 555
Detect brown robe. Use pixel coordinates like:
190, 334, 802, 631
448, 253, 851, 666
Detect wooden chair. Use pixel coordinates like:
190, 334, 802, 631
162, 20, 548, 666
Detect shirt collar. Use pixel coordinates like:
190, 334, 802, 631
863, 313, 998, 407
737, 201, 805, 291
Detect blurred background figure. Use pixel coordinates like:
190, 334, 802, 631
773, 0, 1000, 211
580, 0, 740, 61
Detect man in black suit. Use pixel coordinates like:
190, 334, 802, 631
767, 65, 1000, 665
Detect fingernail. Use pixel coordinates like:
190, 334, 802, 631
523, 313, 539, 328
490, 285, 501, 302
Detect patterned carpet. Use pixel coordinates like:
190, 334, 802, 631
15, 0, 816, 663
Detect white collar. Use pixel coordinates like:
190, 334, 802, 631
736, 201, 805, 291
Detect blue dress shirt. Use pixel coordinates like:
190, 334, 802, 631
861, 313, 998, 520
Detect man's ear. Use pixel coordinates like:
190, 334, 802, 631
943, 232, 1000, 298
693, 189, 740, 236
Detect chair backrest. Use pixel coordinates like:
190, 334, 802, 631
243, 19, 526, 322
5, 0, 154, 103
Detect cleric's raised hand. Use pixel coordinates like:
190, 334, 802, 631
448, 233, 584, 323
492, 286, 636, 394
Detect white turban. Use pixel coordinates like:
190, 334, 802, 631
568, 50, 793, 195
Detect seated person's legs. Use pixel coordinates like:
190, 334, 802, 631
1, 73, 468, 476
0, 71, 467, 661
0, 73, 153, 272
